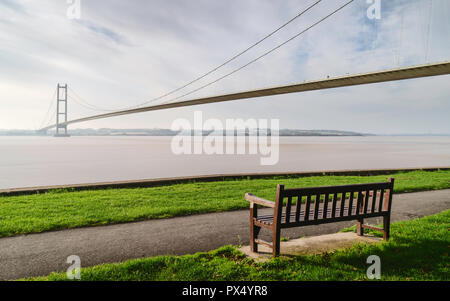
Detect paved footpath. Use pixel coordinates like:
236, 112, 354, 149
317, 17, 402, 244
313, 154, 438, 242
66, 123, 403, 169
0, 189, 449, 280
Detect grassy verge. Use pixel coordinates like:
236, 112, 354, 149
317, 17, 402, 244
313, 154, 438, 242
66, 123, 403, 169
1, 170, 449, 238
29, 210, 450, 281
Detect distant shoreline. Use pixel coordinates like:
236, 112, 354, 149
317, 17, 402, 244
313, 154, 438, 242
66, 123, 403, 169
1, 128, 372, 137
1, 129, 449, 137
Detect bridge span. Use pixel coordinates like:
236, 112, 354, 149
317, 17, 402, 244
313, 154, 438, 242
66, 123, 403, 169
39, 61, 450, 132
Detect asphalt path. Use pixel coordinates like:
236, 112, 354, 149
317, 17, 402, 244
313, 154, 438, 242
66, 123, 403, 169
0, 189, 449, 280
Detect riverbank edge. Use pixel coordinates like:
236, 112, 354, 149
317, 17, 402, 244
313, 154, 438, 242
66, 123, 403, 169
2, 167, 449, 196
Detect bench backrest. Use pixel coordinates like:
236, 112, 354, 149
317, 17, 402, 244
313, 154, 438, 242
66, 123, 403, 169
274, 178, 394, 225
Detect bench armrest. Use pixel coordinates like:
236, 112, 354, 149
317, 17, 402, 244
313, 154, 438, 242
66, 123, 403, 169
245, 193, 276, 208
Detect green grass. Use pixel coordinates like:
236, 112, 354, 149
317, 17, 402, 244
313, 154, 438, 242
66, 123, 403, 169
1, 170, 449, 238
30, 210, 450, 281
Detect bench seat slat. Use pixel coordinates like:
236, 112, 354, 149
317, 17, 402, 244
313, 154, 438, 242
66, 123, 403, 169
255, 205, 360, 224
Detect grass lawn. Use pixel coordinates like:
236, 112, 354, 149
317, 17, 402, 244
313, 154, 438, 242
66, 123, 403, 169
30, 209, 450, 281
0, 169, 449, 238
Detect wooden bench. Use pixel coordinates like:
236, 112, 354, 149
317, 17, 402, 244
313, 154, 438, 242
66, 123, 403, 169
245, 178, 394, 257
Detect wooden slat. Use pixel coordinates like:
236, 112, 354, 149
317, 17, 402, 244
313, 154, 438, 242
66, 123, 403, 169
383, 188, 391, 211
378, 189, 385, 212
339, 192, 346, 217
250, 201, 256, 252
322, 194, 329, 219
384, 178, 394, 213
356, 191, 362, 215
361, 224, 384, 232
253, 219, 273, 229
347, 191, 354, 216
314, 194, 320, 220
331, 193, 338, 218
285, 196, 292, 223
282, 182, 391, 197
245, 193, 275, 208
295, 195, 302, 222
363, 190, 370, 214
254, 239, 273, 248
280, 210, 390, 229
304, 195, 312, 222
257, 204, 382, 224
371, 189, 377, 213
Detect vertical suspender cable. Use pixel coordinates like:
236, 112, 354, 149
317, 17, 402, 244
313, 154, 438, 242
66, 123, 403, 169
425, 0, 433, 62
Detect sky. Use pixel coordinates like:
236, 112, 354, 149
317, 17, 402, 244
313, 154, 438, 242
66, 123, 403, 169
0, 0, 449, 134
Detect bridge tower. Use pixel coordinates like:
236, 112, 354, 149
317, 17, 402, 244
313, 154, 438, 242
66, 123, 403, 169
54, 84, 70, 137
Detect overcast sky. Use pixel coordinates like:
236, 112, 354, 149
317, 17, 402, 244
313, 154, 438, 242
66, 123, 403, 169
0, 0, 449, 134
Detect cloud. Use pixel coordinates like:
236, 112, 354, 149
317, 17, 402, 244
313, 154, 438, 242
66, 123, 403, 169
75, 20, 129, 45
0, 0, 449, 134
0, 0, 27, 14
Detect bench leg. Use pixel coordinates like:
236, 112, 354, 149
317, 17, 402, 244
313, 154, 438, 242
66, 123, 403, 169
272, 226, 281, 257
250, 225, 261, 253
383, 215, 390, 241
250, 204, 257, 253
356, 218, 364, 236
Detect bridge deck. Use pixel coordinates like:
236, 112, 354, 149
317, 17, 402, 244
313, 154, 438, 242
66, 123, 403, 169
40, 61, 450, 131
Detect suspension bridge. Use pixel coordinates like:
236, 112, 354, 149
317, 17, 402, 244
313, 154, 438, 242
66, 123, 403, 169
39, 61, 450, 136
36, 0, 450, 136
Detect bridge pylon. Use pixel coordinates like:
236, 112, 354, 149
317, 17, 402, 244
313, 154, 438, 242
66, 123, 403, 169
54, 83, 70, 137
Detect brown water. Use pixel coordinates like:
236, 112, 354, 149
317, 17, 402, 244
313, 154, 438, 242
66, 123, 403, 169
0, 136, 449, 189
